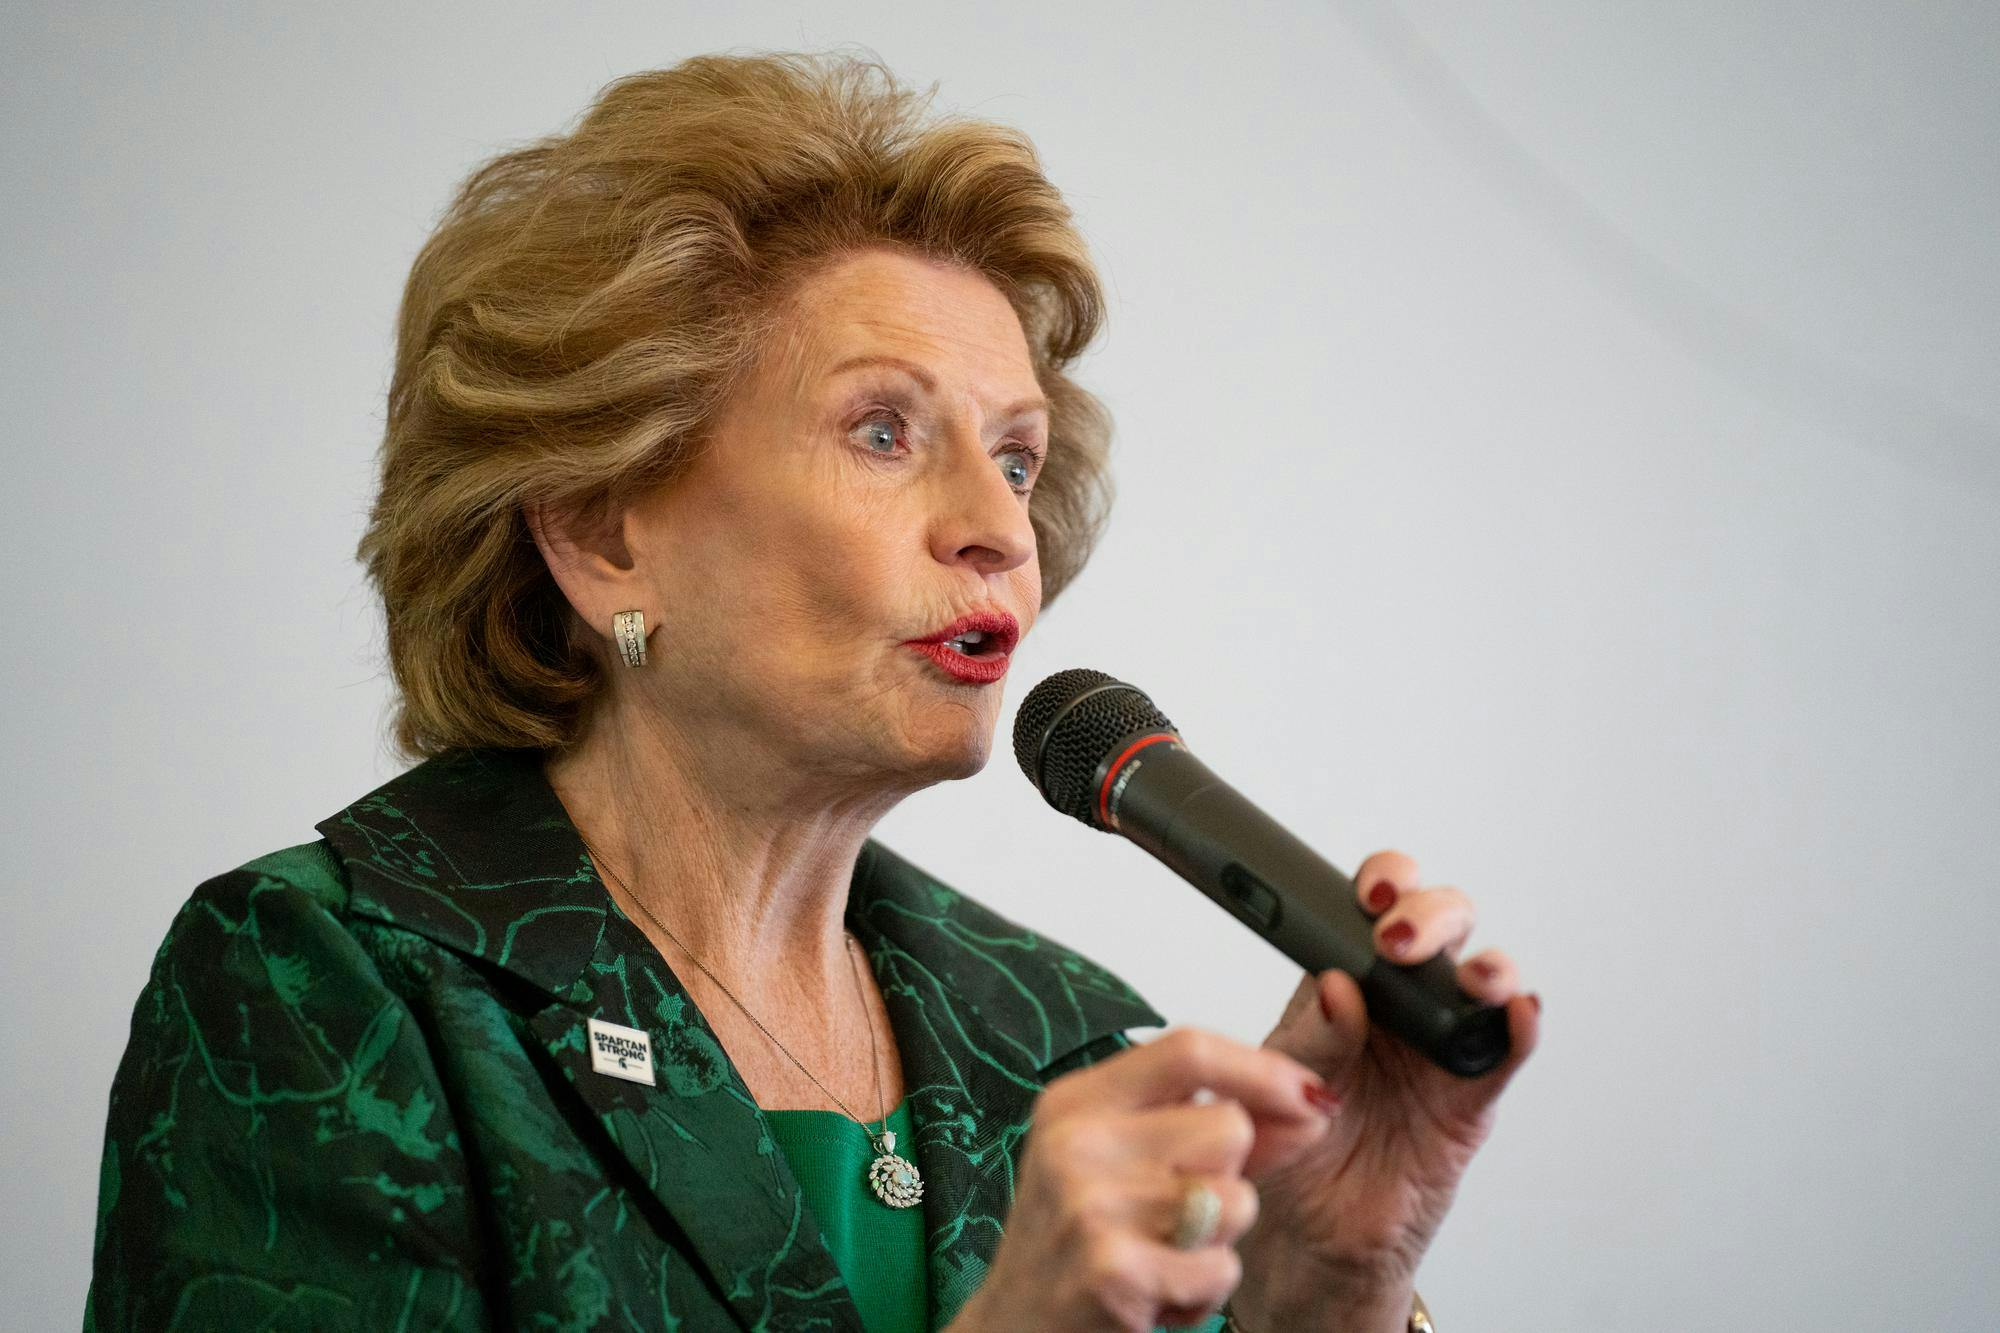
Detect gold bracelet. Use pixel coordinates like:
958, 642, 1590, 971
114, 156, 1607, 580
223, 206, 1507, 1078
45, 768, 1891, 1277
1221, 1288, 1431, 1331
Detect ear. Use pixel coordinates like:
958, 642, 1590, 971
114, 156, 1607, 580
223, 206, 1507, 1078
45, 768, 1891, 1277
523, 494, 648, 635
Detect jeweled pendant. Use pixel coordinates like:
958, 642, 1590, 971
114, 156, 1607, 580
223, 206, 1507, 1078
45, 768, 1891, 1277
867, 1128, 924, 1208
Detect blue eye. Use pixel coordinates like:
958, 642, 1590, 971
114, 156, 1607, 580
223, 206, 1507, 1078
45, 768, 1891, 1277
999, 444, 1046, 493
860, 404, 916, 456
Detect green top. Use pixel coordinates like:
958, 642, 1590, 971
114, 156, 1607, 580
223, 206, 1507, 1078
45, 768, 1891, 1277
84, 746, 1172, 1331
762, 1098, 928, 1333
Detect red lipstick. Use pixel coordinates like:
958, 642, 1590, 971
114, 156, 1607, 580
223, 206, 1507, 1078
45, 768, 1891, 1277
904, 610, 1019, 685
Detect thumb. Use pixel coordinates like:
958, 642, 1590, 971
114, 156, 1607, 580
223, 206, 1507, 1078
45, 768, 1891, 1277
1261, 967, 1371, 1087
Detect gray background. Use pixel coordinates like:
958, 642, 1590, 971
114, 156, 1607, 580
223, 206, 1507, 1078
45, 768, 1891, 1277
6, 2, 1997, 1328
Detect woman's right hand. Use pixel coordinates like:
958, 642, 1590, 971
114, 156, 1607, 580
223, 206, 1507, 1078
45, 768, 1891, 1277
948, 1027, 1339, 1333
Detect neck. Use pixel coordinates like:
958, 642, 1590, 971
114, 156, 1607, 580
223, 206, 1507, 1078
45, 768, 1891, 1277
542, 692, 912, 988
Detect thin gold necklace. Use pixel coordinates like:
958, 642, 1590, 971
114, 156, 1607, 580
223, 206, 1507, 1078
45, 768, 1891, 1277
578, 835, 925, 1209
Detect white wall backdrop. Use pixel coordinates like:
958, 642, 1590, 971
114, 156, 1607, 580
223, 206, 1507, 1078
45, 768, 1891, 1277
6, 2, 1997, 1328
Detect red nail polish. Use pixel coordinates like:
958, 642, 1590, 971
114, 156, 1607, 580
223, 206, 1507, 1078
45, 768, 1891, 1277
1303, 1080, 1342, 1116
1367, 882, 1396, 912
1317, 980, 1336, 1022
1381, 921, 1415, 955
1469, 959, 1496, 982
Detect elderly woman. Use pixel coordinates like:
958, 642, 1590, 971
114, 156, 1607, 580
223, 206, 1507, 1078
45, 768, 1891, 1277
87, 52, 1538, 1333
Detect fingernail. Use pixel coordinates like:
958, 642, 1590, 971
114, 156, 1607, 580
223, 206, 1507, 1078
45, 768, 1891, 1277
1366, 882, 1396, 912
1528, 992, 1542, 1016
1317, 980, 1336, 1022
1381, 921, 1415, 956
1303, 1079, 1342, 1116
1468, 959, 1496, 982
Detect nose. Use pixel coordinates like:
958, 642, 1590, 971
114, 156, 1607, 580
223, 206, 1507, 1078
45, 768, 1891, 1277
929, 430, 1036, 578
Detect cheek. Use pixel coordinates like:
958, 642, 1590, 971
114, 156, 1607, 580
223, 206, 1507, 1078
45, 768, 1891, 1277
737, 493, 912, 655
1011, 552, 1043, 636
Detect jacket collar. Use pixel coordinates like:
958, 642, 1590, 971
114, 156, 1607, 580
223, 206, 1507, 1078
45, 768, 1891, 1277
315, 746, 1162, 1330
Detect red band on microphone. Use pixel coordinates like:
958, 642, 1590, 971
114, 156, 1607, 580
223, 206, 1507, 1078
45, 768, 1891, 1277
1096, 732, 1178, 827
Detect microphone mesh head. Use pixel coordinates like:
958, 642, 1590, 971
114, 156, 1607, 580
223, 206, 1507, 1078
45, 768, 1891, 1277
1013, 668, 1177, 825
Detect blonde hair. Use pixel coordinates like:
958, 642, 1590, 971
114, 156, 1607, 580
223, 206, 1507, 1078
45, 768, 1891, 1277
358, 50, 1114, 760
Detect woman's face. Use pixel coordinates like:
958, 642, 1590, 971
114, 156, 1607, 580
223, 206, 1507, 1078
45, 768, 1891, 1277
621, 246, 1050, 792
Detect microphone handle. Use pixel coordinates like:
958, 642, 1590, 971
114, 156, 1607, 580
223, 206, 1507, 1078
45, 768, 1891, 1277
1104, 737, 1511, 1077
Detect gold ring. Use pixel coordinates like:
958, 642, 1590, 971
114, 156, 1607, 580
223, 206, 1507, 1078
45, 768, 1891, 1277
1170, 1177, 1223, 1249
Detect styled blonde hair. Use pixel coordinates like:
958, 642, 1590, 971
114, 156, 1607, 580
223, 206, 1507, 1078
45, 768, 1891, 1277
358, 50, 1113, 760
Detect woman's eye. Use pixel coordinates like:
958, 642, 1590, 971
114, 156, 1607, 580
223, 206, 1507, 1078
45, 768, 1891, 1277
857, 410, 905, 454
999, 451, 1034, 489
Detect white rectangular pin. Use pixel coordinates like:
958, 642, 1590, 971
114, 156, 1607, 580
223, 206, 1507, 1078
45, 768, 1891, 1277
586, 1017, 656, 1086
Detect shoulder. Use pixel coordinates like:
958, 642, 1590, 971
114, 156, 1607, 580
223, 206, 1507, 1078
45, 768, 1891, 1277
92, 839, 481, 1327
155, 836, 355, 960
232, 836, 351, 910
103, 836, 454, 1176
142, 837, 378, 1006
112, 836, 428, 1113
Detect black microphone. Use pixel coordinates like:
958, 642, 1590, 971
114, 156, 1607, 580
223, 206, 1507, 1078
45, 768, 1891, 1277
1013, 668, 1511, 1078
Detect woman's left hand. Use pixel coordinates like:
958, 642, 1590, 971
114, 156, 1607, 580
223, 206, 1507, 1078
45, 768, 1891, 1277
1230, 849, 1543, 1331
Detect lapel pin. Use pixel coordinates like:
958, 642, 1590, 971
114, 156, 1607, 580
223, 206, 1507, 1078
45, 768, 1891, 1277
586, 1017, 657, 1086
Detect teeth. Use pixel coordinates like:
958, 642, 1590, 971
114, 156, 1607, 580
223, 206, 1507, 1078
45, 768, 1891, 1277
936, 632, 1000, 656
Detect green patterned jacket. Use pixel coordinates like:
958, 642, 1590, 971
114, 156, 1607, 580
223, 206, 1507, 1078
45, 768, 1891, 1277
85, 746, 1173, 1331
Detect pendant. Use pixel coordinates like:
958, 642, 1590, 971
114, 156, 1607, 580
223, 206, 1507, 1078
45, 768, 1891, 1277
866, 1128, 924, 1208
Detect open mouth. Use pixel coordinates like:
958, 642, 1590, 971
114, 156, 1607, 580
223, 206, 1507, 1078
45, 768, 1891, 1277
940, 630, 1000, 657
906, 611, 1019, 683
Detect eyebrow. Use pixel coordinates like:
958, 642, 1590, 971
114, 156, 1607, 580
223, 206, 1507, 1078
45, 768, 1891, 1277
827, 354, 1049, 419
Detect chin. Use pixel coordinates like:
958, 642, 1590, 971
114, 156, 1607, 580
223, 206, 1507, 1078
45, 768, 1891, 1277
926, 732, 992, 783
901, 711, 995, 784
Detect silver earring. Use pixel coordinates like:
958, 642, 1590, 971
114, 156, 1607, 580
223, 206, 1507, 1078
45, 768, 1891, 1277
613, 610, 649, 668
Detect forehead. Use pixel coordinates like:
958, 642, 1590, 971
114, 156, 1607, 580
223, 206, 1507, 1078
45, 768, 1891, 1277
774, 248, 1038, 391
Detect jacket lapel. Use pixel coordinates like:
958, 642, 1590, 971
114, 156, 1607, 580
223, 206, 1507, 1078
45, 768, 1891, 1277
316, 748, 860, 1332
522, 911, 858, 1332
315, 748, 1165, 1333
847, 842, 1166, 1327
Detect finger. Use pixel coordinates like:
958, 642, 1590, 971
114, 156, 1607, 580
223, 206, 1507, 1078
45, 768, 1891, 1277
1438, 989, 1544, 1122
1115, 1101, 1260, 1176
1456, 947, 1518, 1004
1354, 849, 1421, 915
1303, 967, 1373, 1087
1142, 1172, 1259, 1250
1122, 1092, 1332, 1184
1263, 969, 1359, 1083
1057, 1026, 1325, 1122
1373, 884, 1476, 965
1131, 1238, 1243, 1325
1160, 1300, 1233, 1333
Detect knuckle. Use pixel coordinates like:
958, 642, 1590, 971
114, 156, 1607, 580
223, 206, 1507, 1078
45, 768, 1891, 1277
1063, 1179, 1120, 1230
1035, 1113, 1095, 1163
1229, 1178, 1261, 1234
1031, 1113, 1075, 1157
1032, 1112, 1096, 1176
1163, 1246, 1240, 1309
1035, 1071, 1081, 1118
1209, 1102, 1255, 1156
1163, 1025, 1222, 1072
1081, 1232, 1141, 1291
